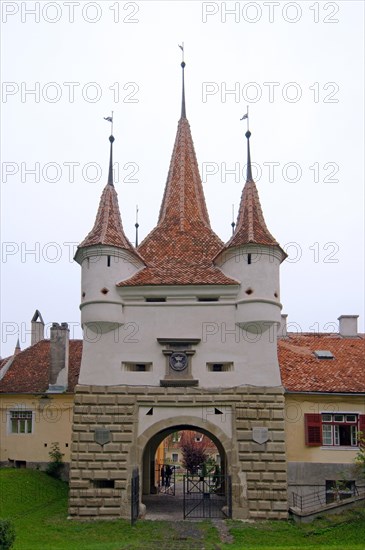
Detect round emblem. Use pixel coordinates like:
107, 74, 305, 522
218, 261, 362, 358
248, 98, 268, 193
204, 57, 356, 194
169, 352, 188, 371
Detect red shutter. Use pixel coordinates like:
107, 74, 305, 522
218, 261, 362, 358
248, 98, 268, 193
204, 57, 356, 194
305, 413, 322, 446
359, 415, 365, 433
358, 415, 365, 446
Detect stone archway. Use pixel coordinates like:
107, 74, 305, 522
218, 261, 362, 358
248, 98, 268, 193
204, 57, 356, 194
138, 416, 233, 518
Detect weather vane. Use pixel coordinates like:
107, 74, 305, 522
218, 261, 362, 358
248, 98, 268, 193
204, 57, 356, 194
240, 105, 249, 131
178, 42, 184, 63
104, 111, 114, 135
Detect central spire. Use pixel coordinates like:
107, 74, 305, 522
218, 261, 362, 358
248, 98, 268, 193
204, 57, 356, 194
118, 49, 238, 287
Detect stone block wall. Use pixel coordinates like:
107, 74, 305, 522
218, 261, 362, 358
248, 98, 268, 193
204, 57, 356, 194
68, 384, 287, 520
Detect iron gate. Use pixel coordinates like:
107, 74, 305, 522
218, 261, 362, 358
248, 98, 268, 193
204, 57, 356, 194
183, 473, 232, 519
131, 467, 139, 525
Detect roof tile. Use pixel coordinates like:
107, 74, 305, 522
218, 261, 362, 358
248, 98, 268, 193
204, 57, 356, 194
0, 340, 82, 393
118, 117, 238, 287
278, 334, 365, 393
77, 183, 136, 252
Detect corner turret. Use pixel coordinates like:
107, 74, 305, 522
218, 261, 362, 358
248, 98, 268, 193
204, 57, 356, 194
74, 131, 144, 334
215, 127, 286, 334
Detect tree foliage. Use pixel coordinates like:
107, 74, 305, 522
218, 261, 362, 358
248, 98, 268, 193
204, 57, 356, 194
180, 431, 209, 474
45, 442, 64, 479
0, 519, 16, 550
355, 431, 365, 477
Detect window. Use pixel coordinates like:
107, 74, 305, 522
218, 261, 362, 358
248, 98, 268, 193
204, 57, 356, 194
93, 479, 115, 488
207, 362, 233, 372
325, 480, 355, 504
10, 411, 33, 434
172, 453, 178, 463
123, 362, 152, 372
305, 413, 365, 447
314, 350, 334, 359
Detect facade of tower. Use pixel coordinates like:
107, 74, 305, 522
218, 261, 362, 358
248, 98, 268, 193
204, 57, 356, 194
68, 67, 288, 520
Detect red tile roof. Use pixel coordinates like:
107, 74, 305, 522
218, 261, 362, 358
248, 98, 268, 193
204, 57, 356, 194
223, 179, 281, 250
1, 334, 363, 394
118, 118, 238, 287
278, 334, 365, 393
76, 182, 138, 254
0, 340, 82, 393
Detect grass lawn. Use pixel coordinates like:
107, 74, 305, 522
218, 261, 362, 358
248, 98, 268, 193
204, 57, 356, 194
0, 469, 364, 550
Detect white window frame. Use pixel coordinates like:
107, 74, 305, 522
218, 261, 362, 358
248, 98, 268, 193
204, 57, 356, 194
8, 409, 35, 435
321, 412, 359, 448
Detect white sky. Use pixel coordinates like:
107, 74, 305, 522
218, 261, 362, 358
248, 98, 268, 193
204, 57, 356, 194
1, 0, 364, 357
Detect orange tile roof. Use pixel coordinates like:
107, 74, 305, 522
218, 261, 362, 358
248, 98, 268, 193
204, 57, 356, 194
77, 182, 137, 253
0, 340, 82, 393
278, 334, 365, 393
224, 179, 280, 249
118, 117, 239, 287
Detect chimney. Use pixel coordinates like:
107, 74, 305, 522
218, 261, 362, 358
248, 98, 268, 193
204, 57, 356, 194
338, 315, 359, 338
48, 322, 69, 392
277, 314, 288, 338
31, 310, 45, 345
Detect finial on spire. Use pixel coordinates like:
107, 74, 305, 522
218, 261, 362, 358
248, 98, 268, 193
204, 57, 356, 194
135, 205, 139, 247
107, 134, 115, 186
245, 129, 253, 182
104, 111, 115, 185
179, 43, 186, 119
231, 204, 236, 235
241, 107, 252, 182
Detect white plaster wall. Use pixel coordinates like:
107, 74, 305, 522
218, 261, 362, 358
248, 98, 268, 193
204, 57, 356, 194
216, 246, 282, 304
80, 247, 143, 328
78, 301, 282, 387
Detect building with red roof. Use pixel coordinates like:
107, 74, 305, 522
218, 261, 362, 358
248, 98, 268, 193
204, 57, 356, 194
1, 57, 364, 521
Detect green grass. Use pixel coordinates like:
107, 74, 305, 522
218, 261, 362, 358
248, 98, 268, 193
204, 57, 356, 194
222, 509, 365, 549
0, 468, 364, 550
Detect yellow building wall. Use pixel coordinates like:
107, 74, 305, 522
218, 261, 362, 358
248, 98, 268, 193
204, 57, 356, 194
0, 394, 73, 464
285, 394, 365, 463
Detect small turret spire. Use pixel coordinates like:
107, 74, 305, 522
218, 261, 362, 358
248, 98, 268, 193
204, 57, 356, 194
246, 130, 252, 182
104, 112, 114, 185
108, 134, 115, 186
241, 107, 252, 182
231, 204, 235, 235
179, 43, 186, 119
135, 205, 139, 247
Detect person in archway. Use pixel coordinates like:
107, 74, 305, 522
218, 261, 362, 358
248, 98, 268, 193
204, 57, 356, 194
165, 465, 172, 487
160, 465, 165, 488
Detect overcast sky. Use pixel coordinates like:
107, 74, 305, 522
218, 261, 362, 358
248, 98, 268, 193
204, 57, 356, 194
1, 0, 364, 357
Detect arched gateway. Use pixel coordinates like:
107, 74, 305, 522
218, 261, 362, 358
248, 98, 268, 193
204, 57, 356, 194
68, 57, 288, 521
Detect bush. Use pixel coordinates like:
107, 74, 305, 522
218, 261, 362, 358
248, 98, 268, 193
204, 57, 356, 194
0, 519, 16, 550
45, 442, 64, 479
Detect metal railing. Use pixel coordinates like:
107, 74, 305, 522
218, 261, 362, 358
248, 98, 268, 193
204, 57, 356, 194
292, 484, 365, 512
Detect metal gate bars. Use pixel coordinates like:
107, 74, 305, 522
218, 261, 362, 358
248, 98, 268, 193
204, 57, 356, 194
183, 473, 232, 519
131, 468, 139, 525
